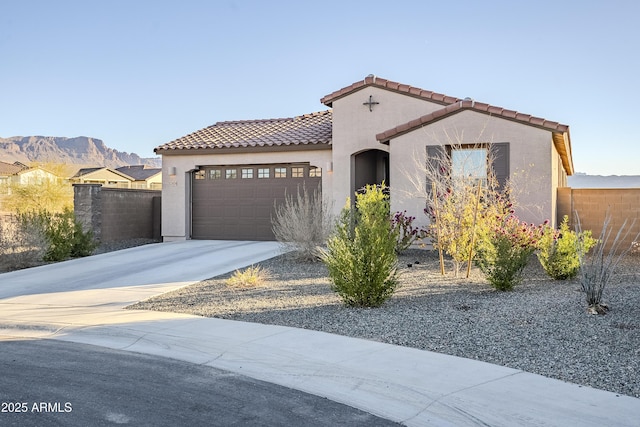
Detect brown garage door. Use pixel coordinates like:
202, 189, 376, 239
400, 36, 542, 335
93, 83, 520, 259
191, 164, 322, 240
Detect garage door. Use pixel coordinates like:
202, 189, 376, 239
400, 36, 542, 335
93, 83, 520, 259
191, 164, 322, 240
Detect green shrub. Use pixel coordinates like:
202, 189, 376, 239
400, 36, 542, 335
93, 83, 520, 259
320, 184, 399, 307
18, 208, 97, 262
226, 265, 271, 288
475, 213, 541, 291
537, 215, 596, 280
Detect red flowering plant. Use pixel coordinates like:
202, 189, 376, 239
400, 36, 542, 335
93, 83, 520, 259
390, 210, 425, 253
474, 206, 543, 291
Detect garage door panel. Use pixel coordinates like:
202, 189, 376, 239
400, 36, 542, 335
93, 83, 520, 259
192, 166, 321, 241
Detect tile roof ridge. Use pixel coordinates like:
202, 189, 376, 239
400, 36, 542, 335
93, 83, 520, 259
321, 75, 462, 106
214, 110, 331, 127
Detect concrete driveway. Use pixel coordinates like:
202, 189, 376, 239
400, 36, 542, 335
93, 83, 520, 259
1, 240, 639, 426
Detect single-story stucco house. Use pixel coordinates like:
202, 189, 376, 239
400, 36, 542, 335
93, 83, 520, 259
155, 75, 574, 242
70, 167, 136, 188
0, 161, 62, 195
115, 165, 163, 190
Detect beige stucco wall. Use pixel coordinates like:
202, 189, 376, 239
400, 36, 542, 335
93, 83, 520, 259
388, 110, 558, 231
16, 168, 58, 185
160, 149, 332, 240
330, 87, 446, 212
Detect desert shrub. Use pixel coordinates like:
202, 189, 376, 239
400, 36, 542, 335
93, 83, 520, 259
0, 215, 47, 271
320, 184, 399, 307
18, 208, 97, 262
271, 183, 333, 260
475, 212, 542, 291
226, 265, 271, 288
537, 215, 597, 280
576, 214, 639, 314
391, 210, 424, 253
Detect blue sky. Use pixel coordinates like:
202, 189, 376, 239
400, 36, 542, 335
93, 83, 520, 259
1, 0, 638, 175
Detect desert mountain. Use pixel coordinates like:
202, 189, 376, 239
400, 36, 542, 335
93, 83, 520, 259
0, 136, 161, 168
568, 173, 640, 188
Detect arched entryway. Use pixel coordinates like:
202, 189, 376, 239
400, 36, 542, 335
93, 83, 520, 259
352, 149, 389, 194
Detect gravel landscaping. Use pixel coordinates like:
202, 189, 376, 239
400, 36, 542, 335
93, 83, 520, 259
128, 249, 637, 399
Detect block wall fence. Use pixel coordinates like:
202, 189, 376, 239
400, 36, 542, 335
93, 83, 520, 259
74, 184, 161, 242
557, 188, 640, 251
73, 184, 638, 252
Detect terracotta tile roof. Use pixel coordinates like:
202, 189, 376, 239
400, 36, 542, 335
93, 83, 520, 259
321, 75, 462, 107
0, 161, 28, 176
155, 110, 332, 153
376, 99, 570, 142
376, 99, 574, 175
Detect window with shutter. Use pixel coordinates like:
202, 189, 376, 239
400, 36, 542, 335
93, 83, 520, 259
425, 143, 510, 190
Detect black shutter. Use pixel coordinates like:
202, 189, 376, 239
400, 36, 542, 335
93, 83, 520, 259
491, 143, 510, 190
426, 145, 447, 196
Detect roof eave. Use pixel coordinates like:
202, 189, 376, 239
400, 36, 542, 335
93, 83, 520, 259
552, 131, 574, 176
155, 142, 332, 156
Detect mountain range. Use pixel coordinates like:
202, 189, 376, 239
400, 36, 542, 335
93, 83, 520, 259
0, 136, 161, 168
567, 173, 640, 189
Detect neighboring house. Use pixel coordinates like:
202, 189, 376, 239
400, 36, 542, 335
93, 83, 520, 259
116, 165, 162, 189
0, 161, 62, 194
70, 167, 133, 188
155, 75, 574, 241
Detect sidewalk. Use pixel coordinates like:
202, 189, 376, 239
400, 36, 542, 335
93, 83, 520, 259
1, 240, 639, 426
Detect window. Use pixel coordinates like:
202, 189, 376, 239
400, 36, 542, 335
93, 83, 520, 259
450, 147, 488, 183
427, 144, 506, 196
241, 168, 254, 179
194, 170, 205, 180
225, 169, 237, 179
258, 168, 270, 178
274, 167, 287, 178
309, 167, 321, 177
209, 169, 222, 180
291, 167, 304, 178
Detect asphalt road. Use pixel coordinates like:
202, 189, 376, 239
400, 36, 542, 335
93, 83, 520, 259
0, 339, 399, 427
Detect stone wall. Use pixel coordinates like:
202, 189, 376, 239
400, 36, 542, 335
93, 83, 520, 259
557, 187, 640, 251
74, 184, 161, 242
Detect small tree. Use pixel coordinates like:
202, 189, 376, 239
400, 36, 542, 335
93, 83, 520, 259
271, 183, 333, 260
4, 163, 73, 213
420, 142, 503, 277
320, 184, 399, 307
